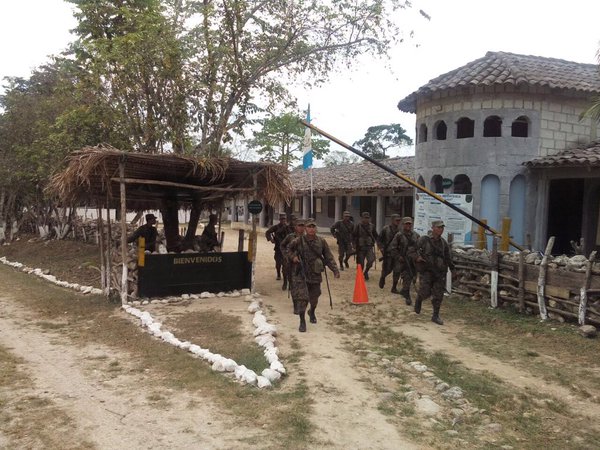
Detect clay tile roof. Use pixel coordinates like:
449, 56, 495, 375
524, 141, 600, 168
398, 51, 600, 113
290, 156, 415, 193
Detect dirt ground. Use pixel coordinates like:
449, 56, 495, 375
2, 227, 600, 449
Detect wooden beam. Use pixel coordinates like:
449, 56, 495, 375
110, 177, 254, 193
119, 162, 128, 305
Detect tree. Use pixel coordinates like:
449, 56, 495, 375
323, 150, 360, 167
246, 112, 329, 168
181, 0, 417, 155
0, 57, 129, 241
68, 0, 191, 153
353, 124, 413, 160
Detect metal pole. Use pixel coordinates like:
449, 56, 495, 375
119, 158, 128, 305
300, 120, 524, 251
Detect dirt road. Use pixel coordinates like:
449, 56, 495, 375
2, 227, 600, 449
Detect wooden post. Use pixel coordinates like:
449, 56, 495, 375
518, 251, 525, 313
238, 229, 245, 252
536, 237, 554, 320
97, 207, 106, 292
500, 217, 511, 252
251, 174, 258, 294
105, 204, 112, 295
490, 236, 499, 308
446, 233, 453, 294
579, 250, 597, 325
119, 160, 128, 304
477, 219, 487, 250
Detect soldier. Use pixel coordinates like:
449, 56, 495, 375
414, 220, 455, 325
378, 214, 402, 289
280, 219, 306, 301
127, 213, 158, 252
353, 211, 378, 280
389, 217, 420, 303
288, 218, 340, 332
265, 213, 292, 287
330, 210, 355, 270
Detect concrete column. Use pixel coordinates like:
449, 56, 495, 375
534, 175, 549, 251
302, 195, 310, 219
335, 196, 343, 221
376, 195, 385, 233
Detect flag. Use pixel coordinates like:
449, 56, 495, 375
302, 105, 312, 170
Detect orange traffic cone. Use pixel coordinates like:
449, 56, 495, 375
352, 264, 369, 304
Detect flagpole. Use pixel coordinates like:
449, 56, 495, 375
310, 167, 314, 217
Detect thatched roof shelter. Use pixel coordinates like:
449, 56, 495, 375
49, 145, 293, 210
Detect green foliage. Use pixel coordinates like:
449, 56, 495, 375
246, 112, 329, 167
68, 0, 190, 153
353, 123, 413, 160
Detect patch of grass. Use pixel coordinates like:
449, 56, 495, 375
0, 265, 315, 449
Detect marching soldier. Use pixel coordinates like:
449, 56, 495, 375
265, 213, 293, 288
353, 211, 378, 280
281, 219, 306, 302
389, 217, 420, 303
330, 210, 355, 270
378, 214, 402, 289
288, 219, 340, 332
414, 220, 455, 325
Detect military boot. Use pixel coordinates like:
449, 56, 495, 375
308, 307, 317, 324
378, 276, 385, 289
431, 305, 444, 325
339, 259, 344, 271
414, 296, 422, 314
344, 258, 350, 269
363, 268, 370, 280
282, 276, 288, 291
299, 313, 307, 332
390, 275, 400, 294
402, 290, 412, 305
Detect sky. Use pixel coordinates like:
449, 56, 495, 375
1, 0, 599, 159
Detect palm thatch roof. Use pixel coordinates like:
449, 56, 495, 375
48, 145, 292, 210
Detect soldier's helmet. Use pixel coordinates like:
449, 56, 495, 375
431, 219, 445, 227
402, 217, 414, 224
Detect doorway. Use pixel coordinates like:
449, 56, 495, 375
547, 178, 583, 255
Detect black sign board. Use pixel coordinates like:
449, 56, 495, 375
138, 252, 251, 298
248, 200, 263, 215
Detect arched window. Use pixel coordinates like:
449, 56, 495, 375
456, 117, 474, 139
431, 175, 443, 193
417, 175, 425, 187
511, 116, 529, 137
453, 174, 472, 194
418, 123, 428, 143
483, 115, 502, 137
434, 120, 447, 140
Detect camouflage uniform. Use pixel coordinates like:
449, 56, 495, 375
280, 229, 304, 300
415, 232, 454, 323
288, 233, 339, 328
353, 214, 378, 280
265, 219, 293, 282
389, 228, 420, 302
377, 216, 401, 290
330, 213, 355, 270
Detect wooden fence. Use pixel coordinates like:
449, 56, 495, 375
452, 237, 600, 326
